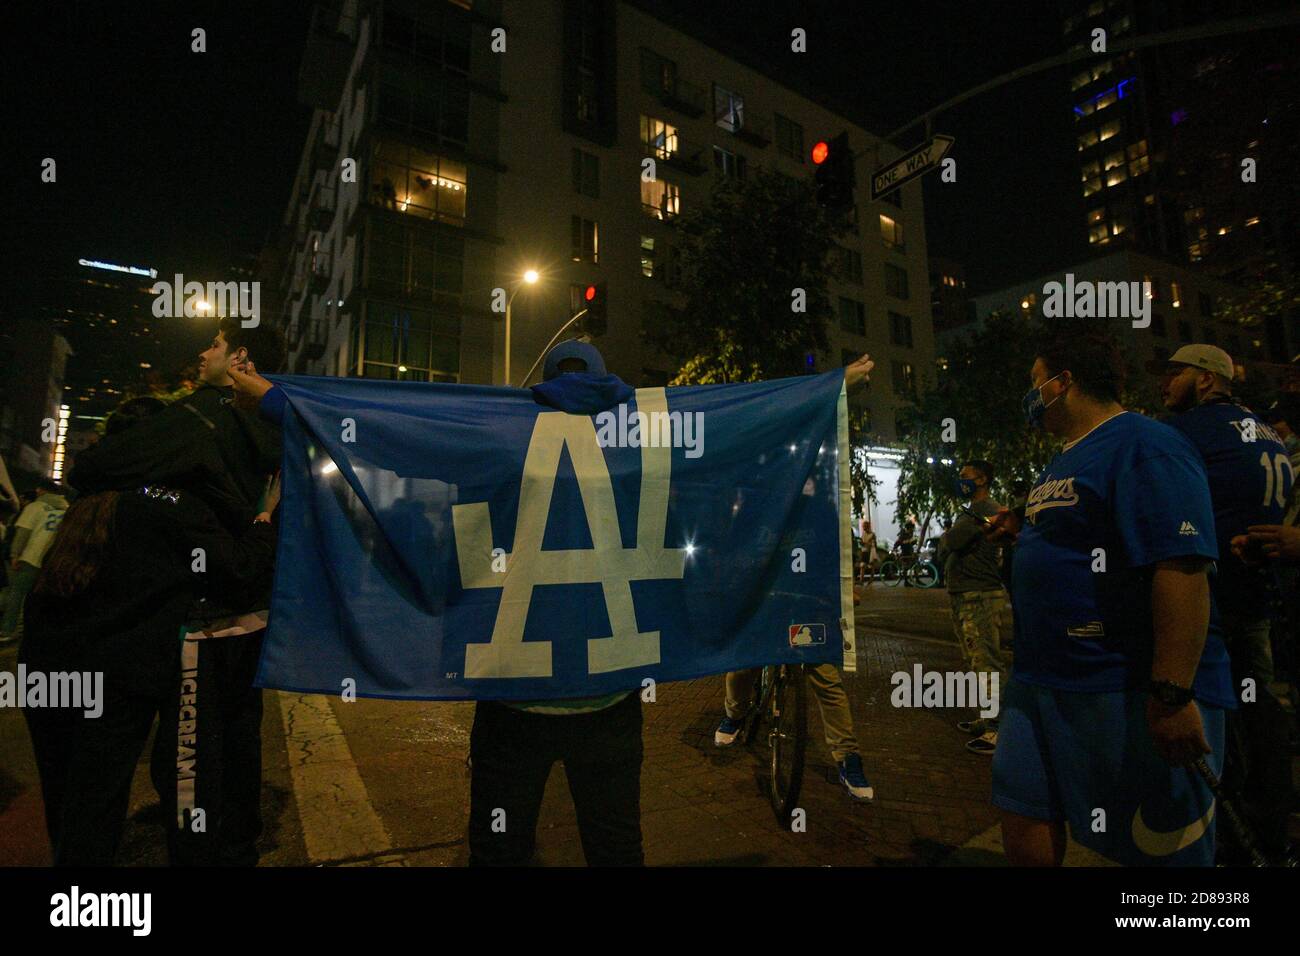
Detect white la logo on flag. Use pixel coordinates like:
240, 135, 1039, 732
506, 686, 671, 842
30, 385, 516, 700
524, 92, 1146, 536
452, 388, 687, 678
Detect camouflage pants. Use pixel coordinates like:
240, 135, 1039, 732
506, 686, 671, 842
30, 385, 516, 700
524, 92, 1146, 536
948, 589, 1008, 720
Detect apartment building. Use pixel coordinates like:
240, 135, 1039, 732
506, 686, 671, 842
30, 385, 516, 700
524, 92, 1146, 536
270, 0, 936, 440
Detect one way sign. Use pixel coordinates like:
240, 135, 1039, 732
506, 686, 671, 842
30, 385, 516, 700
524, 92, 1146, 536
870, 134, 955, 201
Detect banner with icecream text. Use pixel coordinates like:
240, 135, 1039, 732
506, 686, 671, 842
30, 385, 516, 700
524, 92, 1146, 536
256, 370, 856, 701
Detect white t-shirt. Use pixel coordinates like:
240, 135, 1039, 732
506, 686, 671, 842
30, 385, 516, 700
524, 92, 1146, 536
15, 497, 67, 568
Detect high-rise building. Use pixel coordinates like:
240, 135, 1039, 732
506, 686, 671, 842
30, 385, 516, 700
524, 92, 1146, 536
1063, 0, 1297, 359
268, 0, 937, 440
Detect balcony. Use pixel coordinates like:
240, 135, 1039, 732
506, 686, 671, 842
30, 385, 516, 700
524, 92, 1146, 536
641, 132, 707, 177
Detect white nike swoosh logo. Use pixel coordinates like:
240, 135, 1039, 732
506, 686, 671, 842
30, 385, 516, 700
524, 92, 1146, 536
1131, 800, 1216, 857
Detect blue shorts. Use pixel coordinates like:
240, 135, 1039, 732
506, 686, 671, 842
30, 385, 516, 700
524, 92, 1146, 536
991, 678, 1225, 866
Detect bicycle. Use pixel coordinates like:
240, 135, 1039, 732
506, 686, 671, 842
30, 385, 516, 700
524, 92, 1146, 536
741, 663, 808, 826
876, 549, 941, 589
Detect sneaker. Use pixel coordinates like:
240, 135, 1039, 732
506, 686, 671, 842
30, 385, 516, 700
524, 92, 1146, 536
837, 754, 875, 802
957, 718, 991, 736
714, 715, 746, 748
966, 730, 997, 755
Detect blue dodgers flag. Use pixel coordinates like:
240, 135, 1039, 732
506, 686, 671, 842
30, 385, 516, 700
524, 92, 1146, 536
256, 370, 856, 701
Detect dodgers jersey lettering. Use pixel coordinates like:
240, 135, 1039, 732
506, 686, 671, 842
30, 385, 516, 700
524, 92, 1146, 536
1011, 412, 1234, 707
1166, 399, 1293, 617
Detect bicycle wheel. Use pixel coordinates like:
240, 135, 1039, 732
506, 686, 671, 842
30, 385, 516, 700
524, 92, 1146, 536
767, 664, 807, 827
742, 666, 771, 746
912, 560, 940, 589
879, 560, 903, 586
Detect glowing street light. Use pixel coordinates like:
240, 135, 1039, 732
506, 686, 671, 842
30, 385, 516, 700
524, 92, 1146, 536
505, 268, 541, 386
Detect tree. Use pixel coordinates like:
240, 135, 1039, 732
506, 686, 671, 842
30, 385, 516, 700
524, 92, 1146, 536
650, 167, 846, 384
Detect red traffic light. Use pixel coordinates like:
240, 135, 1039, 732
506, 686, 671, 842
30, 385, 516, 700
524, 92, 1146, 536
585, 284, 597, 301
811, 141, 829, 164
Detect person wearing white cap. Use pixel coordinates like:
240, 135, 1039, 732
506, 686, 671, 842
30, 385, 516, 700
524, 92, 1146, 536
1151, 343, 1296, 863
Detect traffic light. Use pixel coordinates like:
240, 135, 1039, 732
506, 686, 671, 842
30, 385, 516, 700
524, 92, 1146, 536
813, 131, 855, 211
582, 281, 607, 337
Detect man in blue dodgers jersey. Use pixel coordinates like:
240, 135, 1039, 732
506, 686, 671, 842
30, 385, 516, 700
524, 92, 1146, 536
1152, 344, 1294, 861
985, 329, 1234, 866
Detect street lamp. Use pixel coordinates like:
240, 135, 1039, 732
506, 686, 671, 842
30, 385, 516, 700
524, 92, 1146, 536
504, 268, 540, 386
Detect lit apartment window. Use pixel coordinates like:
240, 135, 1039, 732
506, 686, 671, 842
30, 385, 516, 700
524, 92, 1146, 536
1099, 119, 1122, 141
775, 113, 804, 161
884, 263, 910, 299
571, 216, 599, 263
838, 297, 865, 335
1087, 207, 1106, 225
1143, 275, 1157, 300
572, 148, 599, 198
879, 214, 904, 249
1127, 139, 1150, 176
1103, 150, 1124, 170
1071, 70, 1091, 91
1077, 130, 1099, 151
1081, 160, 1100, 181
713, 146, 746, 179
1095, 89, 1117, 111
1093, 60, 1114, 81
714, 84, 744, 132
889, 311, 913, 348
1245, 216, 1261, 227
1083, 177, 1102, 197
1106, 166, 1127, 187
641, 179, 680, 220
640, 115, 678, 159
640, 236, 656, 278
1089, 223, 1109, 244
1170, 281, 1182, 308
370, 141, 467, 224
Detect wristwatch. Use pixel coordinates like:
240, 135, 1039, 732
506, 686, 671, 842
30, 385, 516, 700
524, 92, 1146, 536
1148, 679, 1194, 708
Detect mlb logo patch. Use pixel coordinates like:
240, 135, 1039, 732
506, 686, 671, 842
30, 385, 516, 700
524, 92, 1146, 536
789, 623, 826, 647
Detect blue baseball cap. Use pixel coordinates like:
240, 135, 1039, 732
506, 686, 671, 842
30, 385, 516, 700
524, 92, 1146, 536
543, 339, 607, 380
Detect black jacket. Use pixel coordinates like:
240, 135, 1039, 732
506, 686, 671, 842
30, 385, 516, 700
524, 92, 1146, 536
20, 487, 277, 698
69, 385, 282, 529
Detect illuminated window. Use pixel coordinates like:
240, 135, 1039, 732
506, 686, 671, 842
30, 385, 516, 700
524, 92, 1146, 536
641, 179, 680, 219
640, 115, 678, 159
370, 141, 467, 224
1083, 177, 1102, 197
640, 236, 656, 277
1103, 150, 1125, 170
1081, 160, 1100, 181
1110, 219, 1126, 237
1071, 70, 1091, 91
1126, 140, 1148, 160
879, 214, 904, 249
1143, 275, 1157, 300
1093, 61, 1114, 81
1099, 119, 1122, 141
1087, 207, 1106, 224
1106, 166, 1127, 187
1170, 282, 1182, 308
1095, 89, 1117, 111
714, 84, 744, 132
1077, 130, 1098, 151
1245, 216, 1261, 227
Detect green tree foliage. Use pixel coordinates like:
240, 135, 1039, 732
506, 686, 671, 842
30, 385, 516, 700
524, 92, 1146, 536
650, 167, 845, 384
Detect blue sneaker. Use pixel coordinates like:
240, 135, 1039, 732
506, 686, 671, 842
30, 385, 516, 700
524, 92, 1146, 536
837, 754, 875, 802
714, 715, 746, 747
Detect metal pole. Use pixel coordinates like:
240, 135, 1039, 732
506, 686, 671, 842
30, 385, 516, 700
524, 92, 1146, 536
504, 284, 521, 387
516, 308, 589, 388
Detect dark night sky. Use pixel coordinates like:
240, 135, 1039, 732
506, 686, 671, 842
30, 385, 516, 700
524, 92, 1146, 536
7, 0, 1084, 309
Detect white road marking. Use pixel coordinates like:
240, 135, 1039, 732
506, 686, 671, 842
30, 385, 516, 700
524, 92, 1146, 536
277, 691, 394, 864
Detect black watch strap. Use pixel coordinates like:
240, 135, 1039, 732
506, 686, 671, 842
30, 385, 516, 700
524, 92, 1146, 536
1148, 679, 1194, 707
